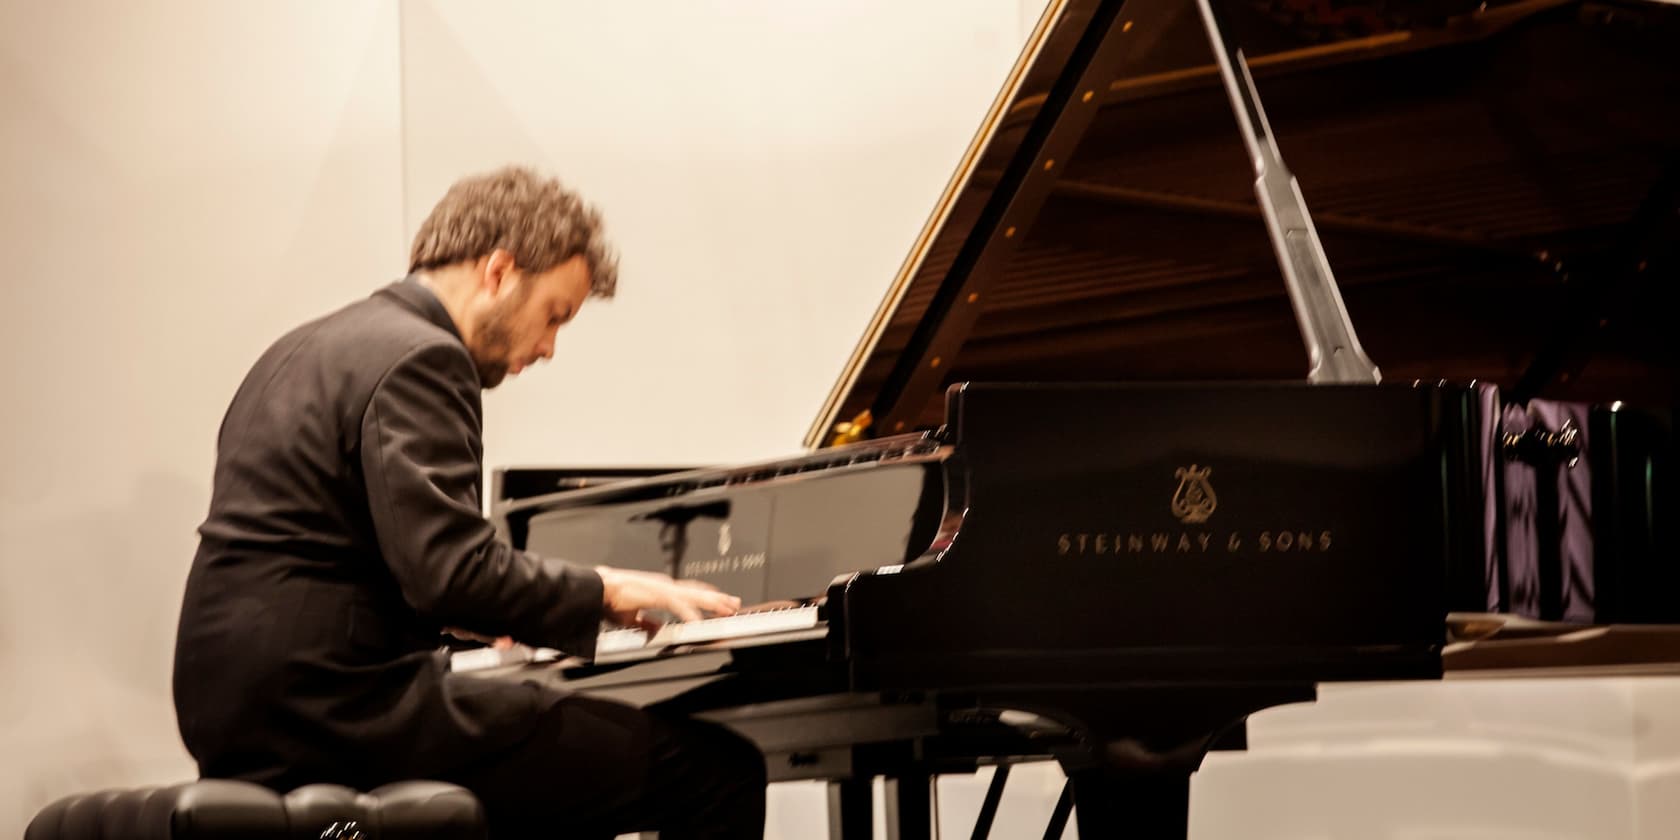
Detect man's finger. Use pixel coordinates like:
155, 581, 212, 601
685, 596, 737, 619
666, 597, 704, 623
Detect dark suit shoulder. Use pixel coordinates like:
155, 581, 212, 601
202, 284, 475, 519
318, 290, 467, 378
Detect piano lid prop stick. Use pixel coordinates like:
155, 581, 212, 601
1192, 0, 1383, 386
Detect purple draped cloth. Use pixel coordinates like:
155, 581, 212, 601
1499, 399, 1595, 622
1529, 400, 1596, 623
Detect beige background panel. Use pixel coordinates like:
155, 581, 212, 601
0, 1, 403, 832
399, 0, 1028, 470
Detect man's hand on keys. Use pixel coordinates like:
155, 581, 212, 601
595, 566, 742, 632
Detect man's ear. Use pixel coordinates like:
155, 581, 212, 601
482, 249, 518, 297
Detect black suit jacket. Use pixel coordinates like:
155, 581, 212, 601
173, 277, 603, 790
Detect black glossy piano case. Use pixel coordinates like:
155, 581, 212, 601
1490, 392, 1676, 624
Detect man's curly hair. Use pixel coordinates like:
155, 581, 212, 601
409, 165, 618, 297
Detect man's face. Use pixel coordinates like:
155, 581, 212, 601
467, 254, 591, 388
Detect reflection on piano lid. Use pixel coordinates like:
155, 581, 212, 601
484, 1, 1677, 835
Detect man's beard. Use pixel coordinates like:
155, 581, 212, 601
474, 344, 510, 389
469, 298, 519, 389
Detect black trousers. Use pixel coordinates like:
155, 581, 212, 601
443, 695, 768, 839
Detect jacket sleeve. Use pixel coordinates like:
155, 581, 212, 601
360, 339, 603, 654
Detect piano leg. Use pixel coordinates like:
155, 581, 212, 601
827, 778, 872, 840
827, 773, 936, 840
1026, 685, 1316, 839
883, 773, 933, 840
1067, 766, 1190, 838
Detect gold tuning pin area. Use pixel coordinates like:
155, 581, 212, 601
827, 410, 873, 448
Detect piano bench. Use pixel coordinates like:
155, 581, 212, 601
24, 778, 487, 839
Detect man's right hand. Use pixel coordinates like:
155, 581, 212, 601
595, 566, 742, 632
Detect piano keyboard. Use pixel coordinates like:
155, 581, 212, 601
450, 604, 824, 672
595, 604, 824, 658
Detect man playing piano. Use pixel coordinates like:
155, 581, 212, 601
172, 165, 767, 838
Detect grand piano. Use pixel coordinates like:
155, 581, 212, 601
471, 0, 1678, 835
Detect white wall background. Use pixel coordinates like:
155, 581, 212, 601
398, 0, 1032, 470
2, 2, 1676, 838
0, 0, 404, 832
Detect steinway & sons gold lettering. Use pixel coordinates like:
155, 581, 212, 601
684, 552, 768, 576
1054, 463, 1337, 557
1055, 530, 1334, 556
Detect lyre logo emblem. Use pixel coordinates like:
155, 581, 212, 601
718, 522, 732, 556
1171, 465, 1217, 524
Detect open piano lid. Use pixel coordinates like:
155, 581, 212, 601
806, 0, 1678, 449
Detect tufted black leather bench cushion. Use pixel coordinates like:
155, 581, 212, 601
25, 779, 487, 839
